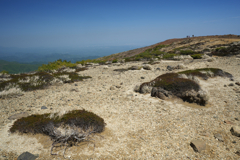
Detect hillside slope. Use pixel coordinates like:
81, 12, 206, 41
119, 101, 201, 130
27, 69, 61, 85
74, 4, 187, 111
97, 34, 240, 61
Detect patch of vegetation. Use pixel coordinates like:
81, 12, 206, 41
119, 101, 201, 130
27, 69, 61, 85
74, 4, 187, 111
0, 70, 91, 93
191, 54, 202, 59
38, 59, 77, 72
163, 53, 176, 59
112, 59, 118, 63
123, 45, 168, 62
215, 47, 227, 51
76, 59, 107, 65
10, 109, 106, 157
180, 50, 196, 55
178, 68, 232, 79
212, 46, 240, 56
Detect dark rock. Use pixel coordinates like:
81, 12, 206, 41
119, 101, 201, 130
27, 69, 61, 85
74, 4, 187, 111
190, 139, 206, 153
235, 151, 240, 156
236, 82, 240, 86
116, 85, 121, 88
151, 87, 172, 100
156, 67, 161, 71
167, 66, 173, 71
75, 84, 78, 86
17, 152, 39, 160
41, 106, 48, 110
231, 126, 240, 137
224, 85, 227, 87
229, 83, 234, 86
8, 112, 29, 120
141, 77, 145, 79
230, 78, 234, 81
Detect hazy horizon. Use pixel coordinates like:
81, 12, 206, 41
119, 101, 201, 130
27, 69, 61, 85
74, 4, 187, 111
0, 0, 239, 61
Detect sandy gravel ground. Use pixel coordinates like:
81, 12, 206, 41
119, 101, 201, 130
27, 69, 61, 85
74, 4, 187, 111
0, 56, 240, 160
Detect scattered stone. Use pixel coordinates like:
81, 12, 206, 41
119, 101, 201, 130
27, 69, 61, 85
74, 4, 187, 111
134, 84, 141, 92
224, 85, 227, 87
75, 84, 78, 86
141, 77, 145, 79
17, 152, 39, 160
70, 89, 79, 92
103, 65, 109, 69
139, 85, 152, 94
116, 85, 121, 88
156, 67, 161, 71
41, 106, 48, 110
236, 82, 240, 86
190, 139, 206, 153
8, 112, 29, 120
230, 78, 234, 81
110, 86, 115, 90
230, 126, 240, 137
214, 133, 224, 142
142, 64, 153, 70
175, 64, 185, 69
224, 120, 235, 125
235, 151, 240, 156
76, 64, 83, 69
229, 83, 234, 86
129, 66, 141, 70
232, 141, 237, 143
167, 66, 174, 71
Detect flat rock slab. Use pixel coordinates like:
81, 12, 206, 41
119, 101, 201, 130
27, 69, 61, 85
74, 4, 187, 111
17, 152, 38, 160
8, 112, 29, 120
231, 126, 240, 137
190, 139, 206, 153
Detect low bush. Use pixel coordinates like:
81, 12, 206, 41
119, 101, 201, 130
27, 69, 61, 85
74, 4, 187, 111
10, 109, 106, 157
38, 59, 77, 72
178, 68, 233, 80
163, 53, 176, 59
180, 50, 196, 55
191, 54, 202, 59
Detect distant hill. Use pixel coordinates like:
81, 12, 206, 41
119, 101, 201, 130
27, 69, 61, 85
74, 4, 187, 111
0, 60, 42, 74
97, 34, 240, 61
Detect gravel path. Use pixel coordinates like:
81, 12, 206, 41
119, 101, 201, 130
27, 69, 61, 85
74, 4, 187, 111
0, 57, 240, 159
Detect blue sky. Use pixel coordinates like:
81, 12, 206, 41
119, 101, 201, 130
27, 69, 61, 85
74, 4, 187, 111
0, 0, 240, 49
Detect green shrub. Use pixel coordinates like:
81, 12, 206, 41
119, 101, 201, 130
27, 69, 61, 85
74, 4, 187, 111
38, 59, 76, 72
163, 53, 176, 59
191, 54, 202, 59
215, 47, 227, 51
112, 59, 118, 63
180, 50, 196, 55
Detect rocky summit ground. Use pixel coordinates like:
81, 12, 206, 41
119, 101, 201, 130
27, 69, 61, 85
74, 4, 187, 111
0, 37, 240, 160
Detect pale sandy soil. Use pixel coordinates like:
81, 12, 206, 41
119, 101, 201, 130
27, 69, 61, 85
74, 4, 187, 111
0, 56, 240, 160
